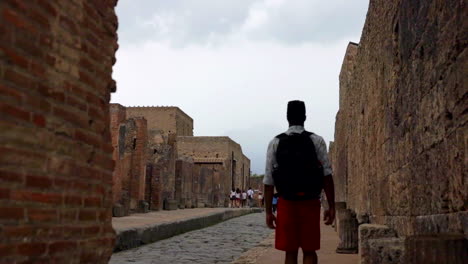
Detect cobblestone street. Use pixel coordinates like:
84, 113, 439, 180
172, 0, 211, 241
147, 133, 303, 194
110, 212, 272, 264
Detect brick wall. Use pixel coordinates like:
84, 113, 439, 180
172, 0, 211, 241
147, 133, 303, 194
110, 104, 126, 205
128, 118, 147, 210
109, 104, 149, 215
0, 0, 118, 263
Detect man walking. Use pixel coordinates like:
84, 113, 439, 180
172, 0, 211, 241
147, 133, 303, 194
264, 100, 335, 264
247, 187, 254, 207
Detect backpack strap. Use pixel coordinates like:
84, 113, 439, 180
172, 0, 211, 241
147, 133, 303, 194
275, 133, 288, 140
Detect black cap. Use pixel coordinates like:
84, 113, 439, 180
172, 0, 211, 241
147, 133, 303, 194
287, 100, 306, 121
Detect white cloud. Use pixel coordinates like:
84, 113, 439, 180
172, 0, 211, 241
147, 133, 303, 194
113, 0, 369, 173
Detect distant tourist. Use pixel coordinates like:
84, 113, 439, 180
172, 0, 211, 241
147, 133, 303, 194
264, 100, 335, 264
235, 188, 241, 208
257, 192, 264, 208
230, 188, 236, 208
272, 193, 279, 213
241, 190, 247, 207
247, 187, 254, 207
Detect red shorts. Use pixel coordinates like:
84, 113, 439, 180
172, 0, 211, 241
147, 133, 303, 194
275, 198, 321, 252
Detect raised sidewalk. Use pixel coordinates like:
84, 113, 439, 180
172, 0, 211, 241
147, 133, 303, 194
113, 208, 259, 252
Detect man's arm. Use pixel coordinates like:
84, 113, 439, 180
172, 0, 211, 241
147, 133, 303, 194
323, 175, 335, 225
264, 185, 274, 212
263, 139, 277, 229
315, 136, 335, 225
264, 184, 276, 229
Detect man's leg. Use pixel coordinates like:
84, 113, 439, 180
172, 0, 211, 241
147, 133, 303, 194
285, 250, 298, 264
303, 251, 317, 264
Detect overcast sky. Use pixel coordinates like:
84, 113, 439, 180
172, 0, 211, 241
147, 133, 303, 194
112, 0, 369, 174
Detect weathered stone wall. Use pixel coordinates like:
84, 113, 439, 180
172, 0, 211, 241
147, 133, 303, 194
177, 136, 230, 159
110, 105, 148, 215
249, 177, 264, 192
124, 106, 193, 210
0, 0, 118, 262
176, 136, 251, 206
126, 106, 193, 139
228, 139, 246, 191
177, 137, 251, 189
110, 104, 127, 204
242, 155, 251, 191
175, 159, 194, 208
332, 41, 358, 205
332, 0, 467, 262
128, 118, 148, 209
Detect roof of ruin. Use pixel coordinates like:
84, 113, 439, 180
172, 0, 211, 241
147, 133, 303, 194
125, 106, 193, 121
177, 136, 244, 153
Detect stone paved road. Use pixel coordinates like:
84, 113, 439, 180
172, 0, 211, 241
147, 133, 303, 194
110, 212, 273, 264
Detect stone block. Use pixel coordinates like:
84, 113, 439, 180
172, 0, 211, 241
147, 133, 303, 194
179, 198, 186, 209
405, 234, 467, 264
113, 203, 127, 217
164, 199, 178, 211
184, 199, 193, 208
368, 238, 405, 264
137, 200, 149, 213
359, 224, 397, 264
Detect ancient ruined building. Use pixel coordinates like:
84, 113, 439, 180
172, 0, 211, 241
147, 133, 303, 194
109, 105, 251, 212
109, 105, 194, 213
0, 0, 118, 262
126, 106, 193, 211
330, 0, 467, 263
177, 137, 251, 207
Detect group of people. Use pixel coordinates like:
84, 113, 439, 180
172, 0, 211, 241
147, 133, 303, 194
229, 187, 263, 208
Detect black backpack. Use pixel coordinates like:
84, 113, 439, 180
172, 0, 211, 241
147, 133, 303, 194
272, 131, 324, 200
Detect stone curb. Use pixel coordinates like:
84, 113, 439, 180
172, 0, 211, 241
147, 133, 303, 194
114, 208, 262, 252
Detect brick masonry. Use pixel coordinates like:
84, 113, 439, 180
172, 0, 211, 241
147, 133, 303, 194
126, 106, 193, 210
330, 0, 467, 262
0, 0, 118, 263
110, 104, 149, 215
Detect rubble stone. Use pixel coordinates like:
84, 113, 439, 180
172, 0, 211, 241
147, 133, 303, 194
368, 238, 405, 264
359, 224, 397, 264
